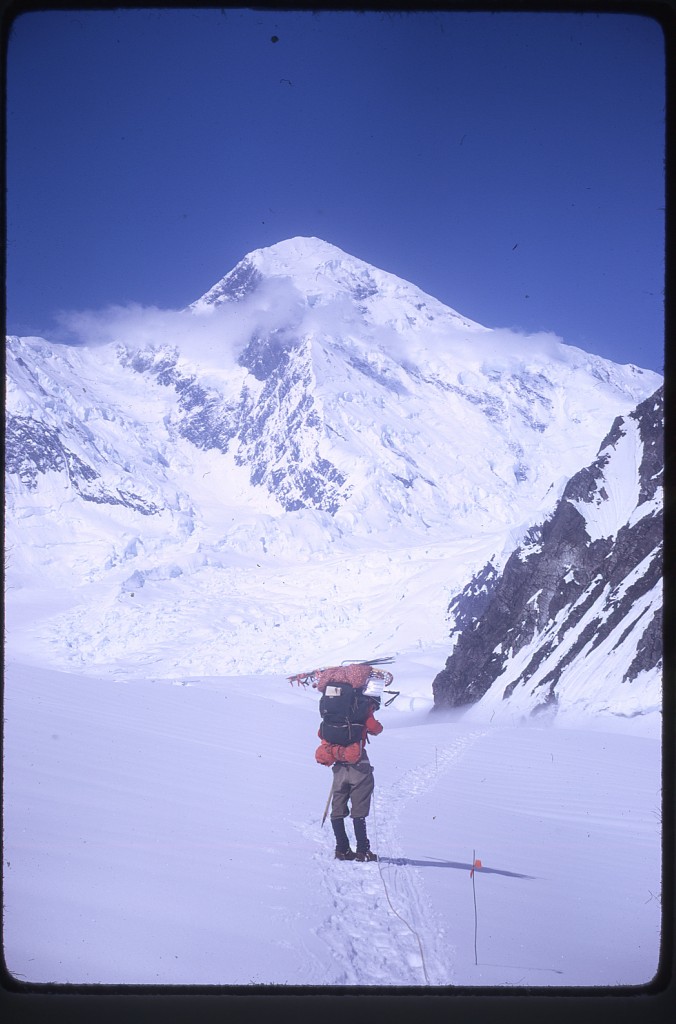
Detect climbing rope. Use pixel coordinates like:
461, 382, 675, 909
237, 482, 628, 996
371, 781, 431, 986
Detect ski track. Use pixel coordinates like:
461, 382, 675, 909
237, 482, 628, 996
296, 730, 486, 986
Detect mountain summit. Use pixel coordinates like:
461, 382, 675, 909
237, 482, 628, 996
5, 238, 663, 685
192, 236, 484, 332
182, 237, 659, 531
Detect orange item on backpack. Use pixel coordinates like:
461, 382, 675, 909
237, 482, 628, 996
315, 664, 372, 692
315, 739, 362, 766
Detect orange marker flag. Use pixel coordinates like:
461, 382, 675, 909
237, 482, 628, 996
470, 857, 482, 878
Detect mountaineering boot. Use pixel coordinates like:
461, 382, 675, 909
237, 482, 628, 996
331, 816, 355, 860
352, 816, 377, 861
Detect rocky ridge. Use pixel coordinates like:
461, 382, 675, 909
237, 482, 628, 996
432, 387, 663, 719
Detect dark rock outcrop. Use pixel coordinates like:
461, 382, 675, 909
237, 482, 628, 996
433, 387, 663, 713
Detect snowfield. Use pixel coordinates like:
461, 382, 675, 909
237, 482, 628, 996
3, 652, 661, 989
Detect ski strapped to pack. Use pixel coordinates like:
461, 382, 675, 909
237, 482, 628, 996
341, 657, 395, 667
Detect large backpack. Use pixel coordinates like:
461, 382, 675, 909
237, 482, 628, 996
318, 682, 372, 747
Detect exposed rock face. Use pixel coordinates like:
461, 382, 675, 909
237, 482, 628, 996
122, 340, 348, 514
5, 412, 161, 515
432, 387, 663, 718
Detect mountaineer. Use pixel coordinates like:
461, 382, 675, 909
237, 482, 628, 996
325, 676, 383, 862
289, 661, 394, 862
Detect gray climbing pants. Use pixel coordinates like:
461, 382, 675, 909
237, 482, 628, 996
330, 761, 374, 819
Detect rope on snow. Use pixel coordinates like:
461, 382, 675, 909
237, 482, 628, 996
371, 782, 431, 986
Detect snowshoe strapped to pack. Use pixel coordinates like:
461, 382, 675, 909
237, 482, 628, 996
316, 663, 373, 692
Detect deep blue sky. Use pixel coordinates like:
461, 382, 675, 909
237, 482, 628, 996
5, 8, 665, 372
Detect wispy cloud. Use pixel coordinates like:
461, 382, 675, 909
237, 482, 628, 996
52, 276, 308, 367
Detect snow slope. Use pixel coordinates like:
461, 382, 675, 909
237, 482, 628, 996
3, 654, 661, 988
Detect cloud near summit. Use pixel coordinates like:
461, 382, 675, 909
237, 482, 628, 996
52, 276, 309, 367
50, 272, 592, 384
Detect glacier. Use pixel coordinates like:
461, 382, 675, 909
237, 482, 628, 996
5, 237, 663, 701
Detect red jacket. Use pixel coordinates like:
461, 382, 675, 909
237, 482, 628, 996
363, 708, 383, 739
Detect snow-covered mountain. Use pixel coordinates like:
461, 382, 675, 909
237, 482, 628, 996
432, 387, 663, 721
5, 236, 662, 692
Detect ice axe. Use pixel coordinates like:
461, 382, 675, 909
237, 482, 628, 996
321, 779, 334, 827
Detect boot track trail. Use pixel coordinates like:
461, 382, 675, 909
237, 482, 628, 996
298, 729, 487, 986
